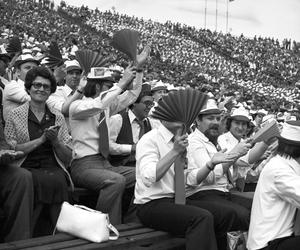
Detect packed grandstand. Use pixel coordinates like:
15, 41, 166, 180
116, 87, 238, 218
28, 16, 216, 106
1, 0, 299, 115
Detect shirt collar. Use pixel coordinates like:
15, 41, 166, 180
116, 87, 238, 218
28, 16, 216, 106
128, 109, 138, 124
226, 131, 240, 143
63, 84, 74, 96
195, 128, 209, 142
159, 124, 174, 143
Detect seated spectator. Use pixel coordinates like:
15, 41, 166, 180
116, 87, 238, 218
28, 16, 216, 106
0, 115, 27, 242
187, 98, 252, 236
3, 54, 39, 121
134, 96, 243, 250
69, 46, 150, 225
4, 66, 73, 237
217, 107, 272, 192
109, 83, 159, 167
47, 60, 85, 131
247, 121, 300, 250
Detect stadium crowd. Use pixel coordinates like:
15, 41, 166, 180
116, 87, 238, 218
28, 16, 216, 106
1, 0, 300, 250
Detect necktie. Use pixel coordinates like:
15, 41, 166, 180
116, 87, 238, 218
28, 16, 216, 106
98, 111, 109, 158
172, 137, 186, 205
135, 119, 145, 139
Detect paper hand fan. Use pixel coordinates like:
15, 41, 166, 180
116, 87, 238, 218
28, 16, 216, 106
6, 36, 22, 54
252, 120, 280, 144
151, 88, 208, 130
111, 29, 140, 61
45, 42, 64, 69
75, 49, 110, 75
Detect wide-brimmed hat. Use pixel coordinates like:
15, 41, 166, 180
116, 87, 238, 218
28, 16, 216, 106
279, 120, 300, 145
64, 60, 82, 73
199, 98, 221, 115
87, 67, 114, 82
14, 54, 39, 67
151, 80, 167, 92
230, 107, 251, 122
256, 109, 268, 116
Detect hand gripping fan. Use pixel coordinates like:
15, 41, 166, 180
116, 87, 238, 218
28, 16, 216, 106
111, 29, 140, 62
45, 42, 64, 69
252, 120, 281, 144
152, 88, 208, 130
75, 49, 110, 75
152, 88, 208, 205
6, 36, 22, 54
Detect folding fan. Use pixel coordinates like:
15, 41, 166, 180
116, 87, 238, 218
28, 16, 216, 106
6, 36, 22, 54
75, 49, 110, 75
111, 29, 140, 62
45, 42, 64, 69
252, 120, 281, 144
151, 88, 208, 130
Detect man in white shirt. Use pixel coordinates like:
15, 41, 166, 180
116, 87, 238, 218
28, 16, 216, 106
187, 98, 253, 240
247, 121, 300, 250
3, 54, 39, 120
134, 95, 246, 250
69, 45, 150, 225
47, 60, 85, 130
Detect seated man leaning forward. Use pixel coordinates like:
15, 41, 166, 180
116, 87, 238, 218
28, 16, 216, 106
134, 92, 244, 250
69, 45, 150, 225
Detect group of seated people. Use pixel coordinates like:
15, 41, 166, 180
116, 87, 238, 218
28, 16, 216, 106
0, 29, 300, 250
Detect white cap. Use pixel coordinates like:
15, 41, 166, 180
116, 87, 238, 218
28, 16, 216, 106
280, 121, 300, 144
199, 98, 221, 115
230, 107, 251, 122
64, 60, 82, 72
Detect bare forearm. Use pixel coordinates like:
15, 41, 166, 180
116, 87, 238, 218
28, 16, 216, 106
15, 137, 45, 155
156, 149, 179, 182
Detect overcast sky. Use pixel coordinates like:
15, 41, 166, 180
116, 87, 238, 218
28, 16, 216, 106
54, 0, 300, 42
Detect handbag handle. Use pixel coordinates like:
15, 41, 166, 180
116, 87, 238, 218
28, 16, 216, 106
74, 204, 120, 240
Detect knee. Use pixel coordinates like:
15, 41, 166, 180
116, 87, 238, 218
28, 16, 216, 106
11, 168, 33, 189
193, 209, 214, 227
106, 174, 126, 191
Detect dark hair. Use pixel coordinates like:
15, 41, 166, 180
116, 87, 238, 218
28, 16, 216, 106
277, 138, 300, 159
24, 66, 57, 93
84, 79, 114, 97
84, 79, 98, 97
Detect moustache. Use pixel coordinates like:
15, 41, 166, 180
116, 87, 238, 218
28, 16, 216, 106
208, 125, 219, 130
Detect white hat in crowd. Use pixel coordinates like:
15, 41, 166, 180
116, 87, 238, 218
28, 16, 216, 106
87, 67, 114, 82
230, 107, 251, 122
199, 98, 221, 115
64, 60, 82, 72
280, 121, 300, 145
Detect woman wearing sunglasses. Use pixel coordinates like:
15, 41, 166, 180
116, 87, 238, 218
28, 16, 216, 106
4, 66, 73, 238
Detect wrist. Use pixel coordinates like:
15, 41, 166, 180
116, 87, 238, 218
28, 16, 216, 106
76, 88, 83, 94
206, 161, 215, 171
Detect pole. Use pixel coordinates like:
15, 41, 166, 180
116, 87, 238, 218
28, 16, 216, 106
226, 0, 229, 33
215, 0, 218, 31
204, 0, 207, 29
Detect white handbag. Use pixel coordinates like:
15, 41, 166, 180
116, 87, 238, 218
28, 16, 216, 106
54, 202, 119, 243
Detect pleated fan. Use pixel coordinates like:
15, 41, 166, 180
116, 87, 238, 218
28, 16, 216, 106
252, 120, 281, 144
45, 42, 64, 69
111, 29, 140, 62
152, 88, 208, 130
6, 36, 22, 54
75, 49, 110, 75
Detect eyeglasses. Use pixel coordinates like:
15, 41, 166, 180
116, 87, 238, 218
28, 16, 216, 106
32, 82, 51, 91
141, 101, 154, 108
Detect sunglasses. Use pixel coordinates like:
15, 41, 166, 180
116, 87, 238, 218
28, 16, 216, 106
32, 82, 51, 91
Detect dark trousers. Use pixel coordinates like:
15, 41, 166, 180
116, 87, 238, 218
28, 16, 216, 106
137, 198, 218, 250
189, 190, 250, 233
259, 235, 300, 250
0, 166, 34, 242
